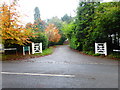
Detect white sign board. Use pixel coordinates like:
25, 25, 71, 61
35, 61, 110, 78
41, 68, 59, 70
95, 42, 107, 56
32, 43, 42, 54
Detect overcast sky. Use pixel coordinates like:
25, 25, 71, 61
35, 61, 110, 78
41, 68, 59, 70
0, 0, 117, 25
17, 0, 79, 24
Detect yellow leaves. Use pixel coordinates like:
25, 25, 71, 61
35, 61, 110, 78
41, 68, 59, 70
0, 2, 35, 45
15, 37, 21, 41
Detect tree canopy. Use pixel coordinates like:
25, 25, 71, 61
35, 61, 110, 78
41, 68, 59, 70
62, 1, 120, 52
0, 1, 35, 46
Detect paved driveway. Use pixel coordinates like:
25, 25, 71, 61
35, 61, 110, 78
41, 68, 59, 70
2, 45, 118, 88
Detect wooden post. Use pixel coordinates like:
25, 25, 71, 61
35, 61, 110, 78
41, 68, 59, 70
28, 46, 30, 55
95, 43, 97, 54
40, 43, 42, 53
104, 42, 107, 56
32, 43, 34, 54
23, 47, 25, 55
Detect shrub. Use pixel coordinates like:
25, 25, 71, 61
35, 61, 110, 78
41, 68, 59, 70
69, 36, 78, 49
48, 34, 66, 46
93, 53, 101, 56
30, 33, 48, 50
55, 34, 66, 45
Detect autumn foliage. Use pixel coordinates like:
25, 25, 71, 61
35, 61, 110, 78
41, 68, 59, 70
0, 1, 35, 45
45, 24, 61, 42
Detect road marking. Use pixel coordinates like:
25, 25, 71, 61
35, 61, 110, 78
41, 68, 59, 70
1, 72, 75, 78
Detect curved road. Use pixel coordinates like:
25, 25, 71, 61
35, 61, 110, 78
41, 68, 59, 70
2, 45, 118, 88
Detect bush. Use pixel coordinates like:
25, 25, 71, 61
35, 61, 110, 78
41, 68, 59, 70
30, 33, 48, 50
93, 53, 101, 56
69, 36, 78, 49
55, 34, 66, 45
83, 51, 95, 55
48, 34, 66, 46
108, 52, 120, 59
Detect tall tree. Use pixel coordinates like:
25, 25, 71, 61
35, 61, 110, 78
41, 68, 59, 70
72, 2, 99, 50
33, 7, 45, 32
34, 7, 40, 21
45, 24, 61, 42
92, 2, 120, 51
61, 14, 72, 23
47, 16, 66, 45
0, 1, 35, 45
47, 16, 62, 29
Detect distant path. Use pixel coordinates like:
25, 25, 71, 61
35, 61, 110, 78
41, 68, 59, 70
2, 45, 118, 88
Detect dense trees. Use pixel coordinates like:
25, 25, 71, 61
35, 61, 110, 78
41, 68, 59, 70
62, 1, 120, 54
46, 16, 67, 45
92, 2, 120, 51
61, 14, 73, 24
2, 0, 119, 56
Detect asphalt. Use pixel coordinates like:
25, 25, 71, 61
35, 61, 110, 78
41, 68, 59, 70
2, 45, 118, 88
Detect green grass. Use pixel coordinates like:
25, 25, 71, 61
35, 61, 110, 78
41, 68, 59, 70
108, 52, 120, 59
82, 51, 120, 60
1, 47, 54, 61
83, 51, 95, 56
34, 47, 53, 56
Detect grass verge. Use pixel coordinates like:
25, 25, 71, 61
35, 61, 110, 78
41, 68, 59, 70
1, 46, 54, 61
70, 47, 120, 60
34, 47, 53, 56
82, 51, 120, 60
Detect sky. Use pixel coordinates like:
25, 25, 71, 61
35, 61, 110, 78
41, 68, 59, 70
0, 0, 118, 25
17, 0, 79, 24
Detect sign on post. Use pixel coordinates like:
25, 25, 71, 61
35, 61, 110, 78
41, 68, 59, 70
95, 42, 107, 56
23, 46, 30, 55
32, 43, 42, 54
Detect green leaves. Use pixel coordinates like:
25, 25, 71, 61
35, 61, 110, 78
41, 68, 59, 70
66, 1, 120, 52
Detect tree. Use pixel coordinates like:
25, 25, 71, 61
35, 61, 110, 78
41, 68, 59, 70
66, 1, 120, 53
34, 7, 40, 21
47, 16, 63, 29
61, 14, 72, 24
25, 22, 33, 29
33, 7, 45, 32
70, 2, 99, 50
46, 16, 66, 45
33, 19, 45, 32
45, 24, 61, 43
0, 1, 35, 46
92, 2, 120, 51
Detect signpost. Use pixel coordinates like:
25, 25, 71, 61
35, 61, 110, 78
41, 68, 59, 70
23, 46, 30, 55
32, 43, 42, 54
4, 48, 17, 55
95, 42, 107, 56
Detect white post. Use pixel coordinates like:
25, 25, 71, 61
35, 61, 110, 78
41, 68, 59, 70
28, 46, 30, 55
40, 43, 42, 53
95, 43, 97, 54
104, 42, 107, 56
23, 47, 25, 55
32, 43, 34, 54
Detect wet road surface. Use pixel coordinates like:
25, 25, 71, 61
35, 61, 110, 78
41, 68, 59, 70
2, 45, 118, 88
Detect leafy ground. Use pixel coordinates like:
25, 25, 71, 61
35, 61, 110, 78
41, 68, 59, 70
1, 46, 55, 61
